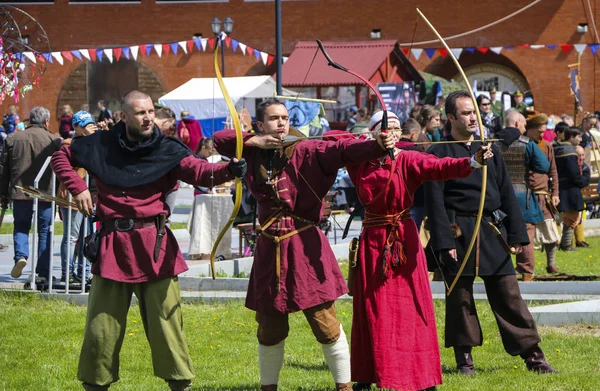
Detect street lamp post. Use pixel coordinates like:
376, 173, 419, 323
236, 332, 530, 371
211, 17, 234, 76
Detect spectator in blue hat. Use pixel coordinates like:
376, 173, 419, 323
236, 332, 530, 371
58, 110, 97, 283
346, 105, 358, 130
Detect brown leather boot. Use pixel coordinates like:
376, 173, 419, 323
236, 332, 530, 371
167, 379, 192, 391
454, 346, 474, 376
521, 273, 533, 282
82, 384, 109, 391
336, 383, 353, 391
546, 265, 560, 274
261, 385, 278, 391
352, 383, 372, 390
520, 345, 558, 374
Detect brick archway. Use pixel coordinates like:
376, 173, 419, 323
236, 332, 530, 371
56, 61, 165, 119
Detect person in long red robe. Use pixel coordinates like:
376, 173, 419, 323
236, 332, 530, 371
214, 98, 396, 391
347, 111, 490, 391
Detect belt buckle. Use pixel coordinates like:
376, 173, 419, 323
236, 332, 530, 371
114, 218, 134, 232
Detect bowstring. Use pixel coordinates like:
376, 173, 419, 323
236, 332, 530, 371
286, 46, 320, 129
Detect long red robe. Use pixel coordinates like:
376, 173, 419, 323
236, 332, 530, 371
347, 150, 473, 391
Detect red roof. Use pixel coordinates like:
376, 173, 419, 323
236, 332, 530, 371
281, 40, 399, 87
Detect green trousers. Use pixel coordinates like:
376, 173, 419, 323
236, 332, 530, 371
77, 276, 195, 387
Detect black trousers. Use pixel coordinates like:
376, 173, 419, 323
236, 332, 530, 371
445, 274, 541, 356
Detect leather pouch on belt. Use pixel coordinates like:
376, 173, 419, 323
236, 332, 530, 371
83, 231, 101, 263
153, 214, 168, 262
347, 237, 360, 296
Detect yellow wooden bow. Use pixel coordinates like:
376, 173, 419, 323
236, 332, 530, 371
210, 35, 244, 279
417, 9, 488, 296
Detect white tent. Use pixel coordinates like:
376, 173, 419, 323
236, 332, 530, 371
158, 75, 296, 121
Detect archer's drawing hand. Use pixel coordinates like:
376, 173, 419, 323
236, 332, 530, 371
510, 245, 522, 255
75, 190, 94, 217
376, 132, 395, 151
228, 158, 247, 178
472, 145, 493, 167
442, 249, 459, 273
245, 134, 284, 150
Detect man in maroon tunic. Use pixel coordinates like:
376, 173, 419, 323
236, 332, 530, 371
214, 98, 395, 391
51, 91, 246, 391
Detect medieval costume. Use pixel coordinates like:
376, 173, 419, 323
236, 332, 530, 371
214, 126, 388, 391
424, 136, 555, 375
554, 140, 588, 249
515, 114, 560, 274
51, 121, 241, 391
346, 112, 478, 391
495, 125, 554, 279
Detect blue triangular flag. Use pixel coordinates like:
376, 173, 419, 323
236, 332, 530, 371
464, 47, 476, 53
254, 49, 261, 60
43, 53, 53, 63
122, 47, 130, 59
145, 45, 152, 56
170, 42, 178, 55
96, 49, 103, 62
589, 44, 600, 54
232, 39, 239, 52
424, 48, 436, 59
194, 38, 201, 51
71, 50, 82, 60
546, 44, 557, 50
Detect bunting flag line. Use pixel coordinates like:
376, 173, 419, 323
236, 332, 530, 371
12, 35, 600, 69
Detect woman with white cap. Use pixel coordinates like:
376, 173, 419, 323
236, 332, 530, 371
346, 110, 492, 391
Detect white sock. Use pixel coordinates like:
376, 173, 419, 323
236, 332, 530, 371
321, 324, 351, 384
258, 341, 285, 385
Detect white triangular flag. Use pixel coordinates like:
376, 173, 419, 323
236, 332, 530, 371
23, 52, 36, 63
450, 48, 463, 58
131, 46, 139, 60
79, 49, 91, 61
411, 48, 422, 60
530, 45, 544, 49
574, 44, 587, 55
260, 51, 268, 65
154, 44, 162, 57
283, 56, 289, 63
104, 48, 113, 63
490, 47, 503, 54
51, 52, 64, 65
179, 40, 188, 54
201, 38, 208, 51
239, 42, 247, 55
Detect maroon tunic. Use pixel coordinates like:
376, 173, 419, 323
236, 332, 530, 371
51, 146, 233, 283
214, 129, 386, 313
347, 150, 473, 391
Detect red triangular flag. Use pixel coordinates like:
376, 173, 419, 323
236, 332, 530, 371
402, 48, 409, 55
61, 51, 73, 62
516, 44, 530, 49
267, 54, 274, 66
162, 43, 170, 57
208, 37, 215, 50
37, 54, 45, 63
438, 48, 448, 58
89, 49, 97, 62
560, 44, 573, 55
114, 48, 122, 62
477, 47, 489, 54
247, 46, 254, 56
187, 40, 194, 53
225, 36, 231, 48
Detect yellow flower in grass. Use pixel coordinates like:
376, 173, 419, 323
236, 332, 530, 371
555, 348, 561, 353
513, 365, 519, 369
128, 333, 134, 337
132, 319, 137, 324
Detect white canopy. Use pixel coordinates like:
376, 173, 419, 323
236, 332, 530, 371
158, 75, 296, 120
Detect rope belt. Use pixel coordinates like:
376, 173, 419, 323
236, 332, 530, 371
362, 208, 412, 279
260, 208, 316, 292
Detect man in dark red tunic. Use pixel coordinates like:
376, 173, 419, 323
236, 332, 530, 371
214, 98, 395, 391
51, 91, 246, 391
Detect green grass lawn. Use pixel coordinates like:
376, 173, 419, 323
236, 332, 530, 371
0, 292, 598, 390
0, 222, 188, 235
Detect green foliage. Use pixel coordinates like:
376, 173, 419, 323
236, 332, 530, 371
0, 292, 599, 390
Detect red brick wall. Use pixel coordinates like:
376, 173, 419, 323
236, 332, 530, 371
4, 0, 600, 129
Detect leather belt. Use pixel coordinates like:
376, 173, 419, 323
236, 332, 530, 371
260, 208, 316, 292
102, 217, 157, 232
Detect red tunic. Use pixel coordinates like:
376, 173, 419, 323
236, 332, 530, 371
214, 129, 386, 313
347, 150, 473, 391
51, 146, 233, 283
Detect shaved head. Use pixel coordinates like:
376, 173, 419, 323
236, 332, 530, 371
505, 110, 525, 128
121, 90, 152, 114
